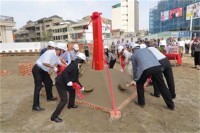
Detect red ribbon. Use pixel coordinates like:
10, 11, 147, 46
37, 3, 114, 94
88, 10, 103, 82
72, 82, 84, 99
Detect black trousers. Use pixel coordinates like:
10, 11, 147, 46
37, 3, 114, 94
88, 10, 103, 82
85, 50, 89, 57
51, 83, 68, 119
51, 82, 76, 119
194, 51, 200, 66
153, 58, 176, 98
32, 64, 53, 107
185, 44, 190, 54
136, 66, 174, 108
109, 59, 116, 69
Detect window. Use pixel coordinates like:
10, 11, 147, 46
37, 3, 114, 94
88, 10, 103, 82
63, 35, 68, 39
63, 28, 67, 32
35, 27, 40, 30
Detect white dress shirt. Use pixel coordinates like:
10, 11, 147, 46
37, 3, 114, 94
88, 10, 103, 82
148, 47, 166, 60
36, 50, 62, 72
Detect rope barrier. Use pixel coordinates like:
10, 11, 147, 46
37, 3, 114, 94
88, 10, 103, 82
74, 19, 93, 43
105, 64, 117, 114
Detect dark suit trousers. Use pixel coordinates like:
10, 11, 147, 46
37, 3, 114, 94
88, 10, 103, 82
67, 86, 76, 107
153, 58, 176, 98
32, 64, 53, 107
109, 59, 116, 69
136, 66, 174, 108
51, 83, 68, 119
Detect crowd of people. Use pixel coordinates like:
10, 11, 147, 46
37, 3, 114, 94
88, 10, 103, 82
108, 36, 200, 70
31, 36, 200, 123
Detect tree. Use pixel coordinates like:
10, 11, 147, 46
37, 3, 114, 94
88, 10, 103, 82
42, 30, 53, 41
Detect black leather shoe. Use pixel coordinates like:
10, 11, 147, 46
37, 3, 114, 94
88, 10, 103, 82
171, 94, 176, 99
47, 97, 57, 101
32, 106, 45, 111
134, 101, 145, 108
167, 106, 175, 111
150, 93, 160, 98
57, 116, 63, 121
51, 117, 63, 123
68, 105, 78, 109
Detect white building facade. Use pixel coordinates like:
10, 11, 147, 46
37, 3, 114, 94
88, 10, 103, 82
112, 0, 139, 38
0, 15, 15, 43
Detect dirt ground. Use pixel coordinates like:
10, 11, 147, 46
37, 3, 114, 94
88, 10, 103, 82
0, 54, 199, 133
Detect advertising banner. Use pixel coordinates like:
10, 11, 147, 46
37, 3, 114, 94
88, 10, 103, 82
186, 2, 200, 20
169, 7, 183, 19
161, 10, 169, 21
178, 31, 190, 37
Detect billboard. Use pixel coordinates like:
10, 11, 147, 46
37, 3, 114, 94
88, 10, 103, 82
186, 2, 200, 20
169, 7, 183, 19
161, 10, 169, 21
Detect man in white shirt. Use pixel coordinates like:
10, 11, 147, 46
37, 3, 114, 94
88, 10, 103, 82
160, 37, 167, 48
32, 45, 64, 111
178, 38, 185, 57
70, 44, 80, 61
120, 38, 126, 47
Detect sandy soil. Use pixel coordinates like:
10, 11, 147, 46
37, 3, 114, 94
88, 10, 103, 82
0, 54, 200, 132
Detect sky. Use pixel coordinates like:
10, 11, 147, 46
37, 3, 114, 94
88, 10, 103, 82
1, 0, 159, 30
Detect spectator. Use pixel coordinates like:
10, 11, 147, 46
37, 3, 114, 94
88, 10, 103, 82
110, 42, 116, 54
193, 38, 200, 70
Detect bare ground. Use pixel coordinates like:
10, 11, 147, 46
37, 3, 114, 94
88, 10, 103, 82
0, 54, 200, 133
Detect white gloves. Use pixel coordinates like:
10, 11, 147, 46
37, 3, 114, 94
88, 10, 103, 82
53, 67, 58, 72
67, 81, 73, 86
80, 87, 85, 91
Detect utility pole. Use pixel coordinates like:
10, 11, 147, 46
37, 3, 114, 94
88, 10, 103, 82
189, 16, 193, 41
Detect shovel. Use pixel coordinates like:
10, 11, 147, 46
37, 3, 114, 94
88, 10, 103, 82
118, 83, 127, 91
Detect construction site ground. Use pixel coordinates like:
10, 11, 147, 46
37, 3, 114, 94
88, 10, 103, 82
0, 54, 199, 132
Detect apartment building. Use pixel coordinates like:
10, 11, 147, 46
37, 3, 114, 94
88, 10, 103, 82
112, 0, 139, 38
15, 15, 63, 42
14, 15, 111, 43
0, 15, 16, 43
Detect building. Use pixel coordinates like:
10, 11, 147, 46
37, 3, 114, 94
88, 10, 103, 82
14, 15, 111, 43
112, 0, 139, 38
149, 0, 200, 34
15, 15, 63, 42
0, 15, 16, 43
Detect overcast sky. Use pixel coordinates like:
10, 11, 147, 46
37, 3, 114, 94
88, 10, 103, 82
1, 0, 159, 30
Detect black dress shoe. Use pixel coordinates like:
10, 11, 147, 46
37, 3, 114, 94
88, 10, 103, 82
51, 117, 63, 123
68, 105, 78, 109
167, 106, 175, 111
134, 101, 145, 108
57, 116, 63, 121
47, 97, 57, 101
32, 106, 45, 111
150, 93, 160, 98
171, 94, 176, 99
